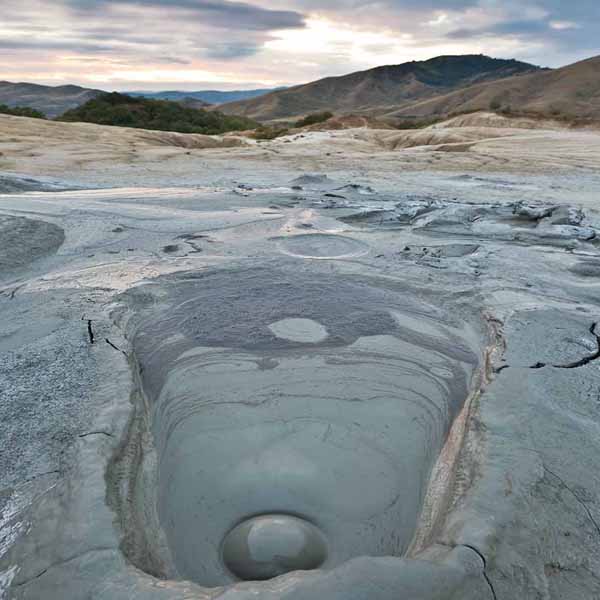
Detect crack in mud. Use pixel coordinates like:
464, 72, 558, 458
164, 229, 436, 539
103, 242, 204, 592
543, 465, 600, 538
20, 469, 60, 484
461, 544, 498, 600
83, 318, 95, 344
14, 548, 115, 588
528, 323, 600, 370
106, 338, 128, 356
78, 431, 113, 438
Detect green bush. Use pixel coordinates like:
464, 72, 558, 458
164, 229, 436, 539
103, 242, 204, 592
549, 105, 562, 117
394, 116, 444, 129
251, 126, 289, 140
489, 98, 502, 111
58, 92, 258, 134
295, 111, 334, 128
0, 103, 46, 119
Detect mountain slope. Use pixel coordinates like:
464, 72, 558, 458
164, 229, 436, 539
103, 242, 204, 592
0, 82, 102, 118
386, 55, 600, 121
219, 55, 541, 121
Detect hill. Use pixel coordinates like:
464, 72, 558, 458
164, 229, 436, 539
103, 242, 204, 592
0, 82, 283, 119
0, 81, 102, 118
387, 55, 600, 122
218, 55, 541, 121
127, 88, 285, 105
58, 92, 258, 134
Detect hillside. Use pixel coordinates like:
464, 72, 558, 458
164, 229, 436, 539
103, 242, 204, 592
386, 55, 600, 122
58, 92, 258, 134
219, 55, 541, 121
0, 81, 102, 118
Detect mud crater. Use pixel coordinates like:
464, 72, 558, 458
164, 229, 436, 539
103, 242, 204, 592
111, 266, 488, 589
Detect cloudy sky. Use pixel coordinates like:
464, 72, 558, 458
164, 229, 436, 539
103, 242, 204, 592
2, 0, 599, 90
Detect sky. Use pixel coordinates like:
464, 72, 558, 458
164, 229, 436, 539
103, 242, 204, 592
1, 0, 599, 91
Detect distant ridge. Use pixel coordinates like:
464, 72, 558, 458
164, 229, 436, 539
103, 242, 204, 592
0, 81, 102, 118
218, 55, 542, 122
126, 88, 286, 105
0, 82, 284, 118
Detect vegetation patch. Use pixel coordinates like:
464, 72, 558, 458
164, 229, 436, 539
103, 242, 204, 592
251, 125, 290, 140
393, 116, 449, 129
0, 104, 46, 119
58, 92, 258, 135
295, 111, 334, 128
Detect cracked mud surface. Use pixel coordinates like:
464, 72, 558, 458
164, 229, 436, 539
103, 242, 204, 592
1, 127, 600, 599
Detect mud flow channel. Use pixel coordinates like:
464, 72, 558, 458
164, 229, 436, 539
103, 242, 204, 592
113, 266, 486, 588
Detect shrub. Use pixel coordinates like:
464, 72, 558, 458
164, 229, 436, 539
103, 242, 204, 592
58, 92, 258, 134
295, 111, 333, 128
394, 116, 445, 129
0, 104, 46, 119
251, 126, 289, 140
549, 105, 562, 117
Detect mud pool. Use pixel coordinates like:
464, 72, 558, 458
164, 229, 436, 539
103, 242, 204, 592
116, 267, 484, 586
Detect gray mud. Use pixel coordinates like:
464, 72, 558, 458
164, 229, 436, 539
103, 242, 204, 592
1, 172, 600, 600
0, 174, 74, 194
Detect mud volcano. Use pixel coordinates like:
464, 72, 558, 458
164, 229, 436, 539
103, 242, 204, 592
120, 266, 485, 588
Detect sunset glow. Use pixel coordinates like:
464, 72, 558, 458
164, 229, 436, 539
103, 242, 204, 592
1, 0, 598, 90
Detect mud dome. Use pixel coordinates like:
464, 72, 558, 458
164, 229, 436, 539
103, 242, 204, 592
116, 266, 485, 588
0, 215, 64, 275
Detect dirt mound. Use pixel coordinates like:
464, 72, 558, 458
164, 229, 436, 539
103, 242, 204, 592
430, 111, 568, 130
0, 114, 247, 153
359, 126, 516, 151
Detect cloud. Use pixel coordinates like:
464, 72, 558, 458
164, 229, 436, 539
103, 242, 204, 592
442, 3, 600, 54
0, 0, 598, 90
0, 39, 111, 53
201, 43, 262, 60
67, 0, 306, 31
446, 20, 552, 40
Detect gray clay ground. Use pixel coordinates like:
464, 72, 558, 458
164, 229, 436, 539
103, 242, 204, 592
1, 152, 600, 600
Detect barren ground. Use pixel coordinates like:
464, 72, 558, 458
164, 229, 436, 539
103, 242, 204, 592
1, 112, 599, 600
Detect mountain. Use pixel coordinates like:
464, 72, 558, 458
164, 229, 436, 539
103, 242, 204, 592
386, 55, 600, 122
0, 81, 102, 118
58, 92, 258, 134
218, 55, 542, 122
127, 88, 285, 105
